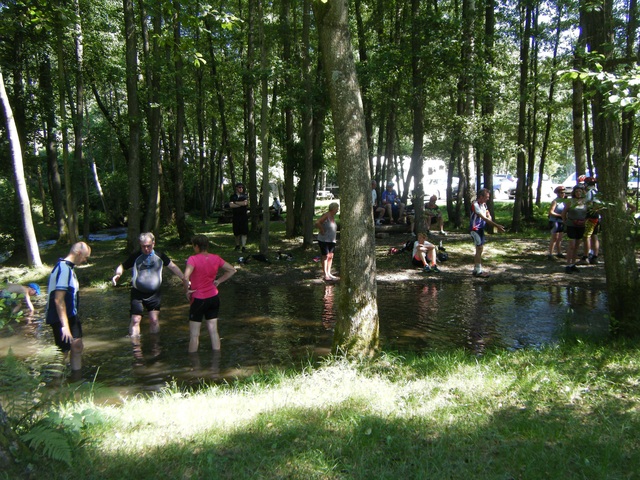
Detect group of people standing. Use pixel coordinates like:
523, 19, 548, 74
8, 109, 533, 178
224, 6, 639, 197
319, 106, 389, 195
44, 232, 236, 378
548, 176, 601, 273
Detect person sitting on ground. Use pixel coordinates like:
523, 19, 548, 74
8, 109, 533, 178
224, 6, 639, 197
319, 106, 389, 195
0, 282, 40, 316
371, 180, 386, 225
272, 197, 283, 220
412, 232, 440, 273
547, 186, 567, 259
424, 195, 447, 235
381, 181, 406, 224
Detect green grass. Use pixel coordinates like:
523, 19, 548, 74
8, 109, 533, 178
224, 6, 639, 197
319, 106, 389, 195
8, 341, 639, 479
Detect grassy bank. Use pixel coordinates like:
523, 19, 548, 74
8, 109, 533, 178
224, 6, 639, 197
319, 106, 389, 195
9, 341, 640, 479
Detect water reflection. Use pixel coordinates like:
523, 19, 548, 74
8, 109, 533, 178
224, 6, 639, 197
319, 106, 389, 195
0, 280, 608, 397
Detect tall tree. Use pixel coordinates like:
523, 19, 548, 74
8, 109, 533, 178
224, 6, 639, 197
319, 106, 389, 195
0, 69, 42, 267
313, 0, 379, 357
123, 0, 141, 250
582, 0, 639, 335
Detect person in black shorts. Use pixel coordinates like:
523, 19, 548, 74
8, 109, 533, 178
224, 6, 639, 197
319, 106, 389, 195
230, 183, 249, 251
112, 232, 186, 338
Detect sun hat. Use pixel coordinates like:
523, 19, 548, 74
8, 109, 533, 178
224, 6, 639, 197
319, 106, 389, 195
554, 185, 565, 193
27, 283, 41, 295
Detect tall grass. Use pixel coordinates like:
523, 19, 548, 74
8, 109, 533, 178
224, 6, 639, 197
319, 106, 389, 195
14, 340, 640, 479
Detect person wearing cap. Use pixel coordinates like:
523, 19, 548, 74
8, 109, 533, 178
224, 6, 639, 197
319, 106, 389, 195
470, 188, 506, 278
547, 185, 567, 259
562, 184, 588, 273
0, 282, 41, 316
381, 181, 406, 224
230, 182, 249, 251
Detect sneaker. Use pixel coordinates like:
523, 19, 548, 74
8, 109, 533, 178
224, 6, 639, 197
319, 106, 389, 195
423, 265, 431, 273
410, 232, 417, 237
234, 245, 241, 251
472, 271, 490, 278
431, 265, 440, 273
565, 265, 579, 273
589, 255, 598, 265
547, 254, 554, 260
439, 230, 447, 236
556, 253, 566, 258
242, 246, 247, 252
375, 219, 382, 226
576, 257, 588, 266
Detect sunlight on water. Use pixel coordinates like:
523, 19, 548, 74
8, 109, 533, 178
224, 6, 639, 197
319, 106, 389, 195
0, 280, 608, 397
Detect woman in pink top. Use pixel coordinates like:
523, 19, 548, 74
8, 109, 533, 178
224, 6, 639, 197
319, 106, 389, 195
183, 235, 237, 352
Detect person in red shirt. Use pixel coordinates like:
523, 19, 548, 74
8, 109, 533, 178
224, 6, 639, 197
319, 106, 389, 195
183, 234, 237, 352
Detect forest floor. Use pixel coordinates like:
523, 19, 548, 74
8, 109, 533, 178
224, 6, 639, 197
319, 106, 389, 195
234, 228, 610, 290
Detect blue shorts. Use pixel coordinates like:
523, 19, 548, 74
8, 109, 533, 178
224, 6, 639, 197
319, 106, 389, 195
549, 220, 564, 234
189, 296, 220, 322
470, 229, 485, 246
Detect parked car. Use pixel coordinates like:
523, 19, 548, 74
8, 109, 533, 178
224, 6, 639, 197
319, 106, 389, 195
628, 177, 640, 196
316, 190, 334, 200
424, 177, 459, 199
508, 174, 554, 200
481, 174, 514, 200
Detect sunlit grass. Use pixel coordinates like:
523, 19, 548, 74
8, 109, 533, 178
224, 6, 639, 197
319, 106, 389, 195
21, 341, 638, 479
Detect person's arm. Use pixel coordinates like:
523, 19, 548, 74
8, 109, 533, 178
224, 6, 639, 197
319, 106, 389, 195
315, 213, 328, 234
53, 290, 73, 343
230, 196, 248, 208
112, 263, 124, 286
214, 262, 237, 287
475, 204, 505, 232
167, 261, 186, 281
23, 291, 35, 314
183, 263, 194, 298
548, 200, 559, 217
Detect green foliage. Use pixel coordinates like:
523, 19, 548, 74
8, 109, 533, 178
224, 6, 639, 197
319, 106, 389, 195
20, 423, 74, 466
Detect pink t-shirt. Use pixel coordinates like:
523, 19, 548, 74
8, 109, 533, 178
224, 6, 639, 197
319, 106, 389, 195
186, 253, 225, 299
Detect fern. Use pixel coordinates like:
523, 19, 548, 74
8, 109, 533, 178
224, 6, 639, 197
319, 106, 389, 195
20, 423, 73, 466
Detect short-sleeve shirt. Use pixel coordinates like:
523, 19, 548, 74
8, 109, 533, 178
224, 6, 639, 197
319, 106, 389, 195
470, 201, 487, 231
45, 260, 79, 325
424, 203, 441, 218
187, 253, 225, 300
122, 250, 172, 294
381, 189, 398, 205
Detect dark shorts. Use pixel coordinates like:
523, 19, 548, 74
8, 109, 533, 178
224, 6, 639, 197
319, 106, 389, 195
130, 289, 162, 315
412, 257, 424, 267
189, 295, 220, 323
566, 225, 585, 240
549, 220, 564, 234
318, 241, 336, 256
50, 316, 82, 352
233, 216, 249, 236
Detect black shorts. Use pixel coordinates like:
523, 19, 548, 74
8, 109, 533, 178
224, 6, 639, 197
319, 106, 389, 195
566, 225, 585, 240
318, 241, 336, 256
130, 289, 162, 315
189, 296, 220, 323
233, 216, 249, 236
50, 316, 82, 352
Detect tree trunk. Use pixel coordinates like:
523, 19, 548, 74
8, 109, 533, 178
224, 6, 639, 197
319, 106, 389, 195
124, 0, 141, 250
481, 0, 496, 217
583, 0, 639, 335
40, 54, 67, 240
143, 4, 162, 233
259, 0, 270, 255
0, 69, 42, 267
173, 0, 189, 243
313, 0, 379, 358
410, 0, 425, 233
512, 0, 531, 233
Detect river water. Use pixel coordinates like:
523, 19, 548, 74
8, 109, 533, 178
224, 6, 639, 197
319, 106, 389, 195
0, 281, 608, 398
